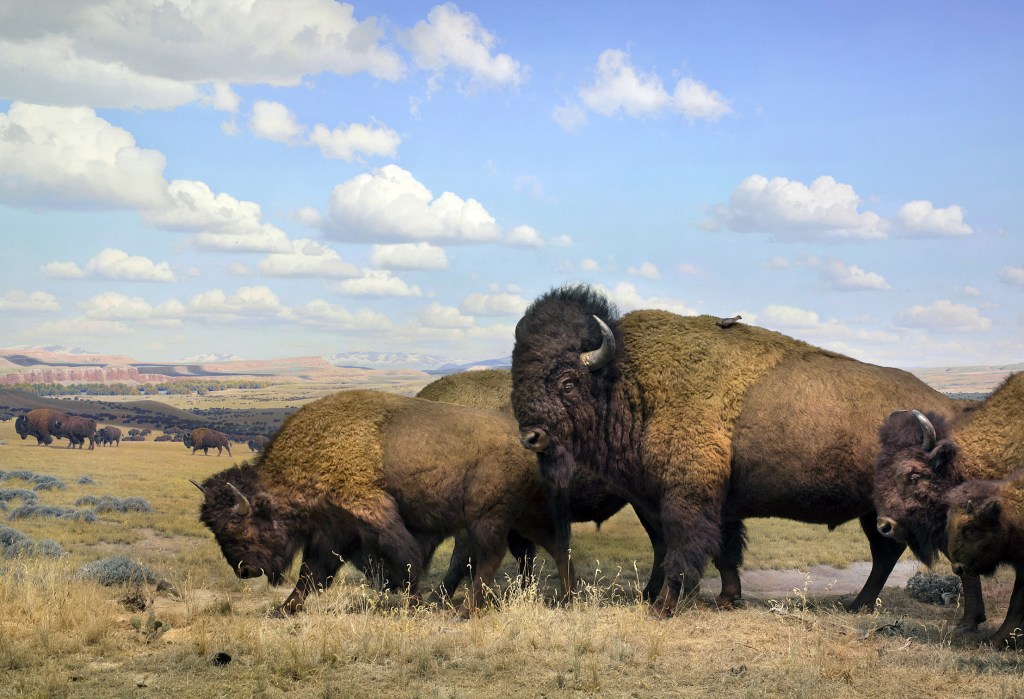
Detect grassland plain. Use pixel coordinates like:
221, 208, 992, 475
2, 404, 1023, 698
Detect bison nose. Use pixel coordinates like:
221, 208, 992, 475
519, 428, 549, 452
876, 517, 897, 539
952, 564, 965, 577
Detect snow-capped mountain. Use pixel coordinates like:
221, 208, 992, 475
4, 344, 100, 355
178, 353, 245, 363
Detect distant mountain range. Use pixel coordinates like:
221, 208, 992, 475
326, 352, 511, 374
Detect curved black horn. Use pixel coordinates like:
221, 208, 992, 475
226, 482, 251, 517
579, 316, 615, 370
189, 479, 207, 496
911, 410, 936, 452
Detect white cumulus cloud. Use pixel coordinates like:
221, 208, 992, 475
402, 3, 527, 91
43, 248, 175, 283
597, 282, 697, 316
332, 270, 422, 298
895, 200, 972, 237
250, 100, 305, 144
460, 292, 527, 317
257, 239, 359, 278
627, 262, 661, 280
0, 0, 404, 110
419, 302, 474, 328
370, 242, 449, 270
894, 300, 993, 333
319, 164, 501, 244
0, 290, 60, 313
701, 174, 888, 241
1000, 266, 1024, 289
819, 259, 890, 291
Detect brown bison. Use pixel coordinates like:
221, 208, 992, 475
510, 284, 953, 618
14, 409, 67, 446
873, 372, 1024, 632
184, 428, 232, 456
247, 435, 271, 452
194, 390, 573, 615
417, 369, 667, 600
56, 415, 97, 450
946, 469, 1024, 648
94, 426, 122, 447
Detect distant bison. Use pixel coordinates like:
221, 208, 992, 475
417, 369, 666, 600
184, 428, 232, 457
510, 284, 953, 618
195, 390, 573, 615
873, 372, 1024, 632
946, 469, 1024, 649
14, 409, 67, 446
247, 435, 270, 452
94, 426, 122, 447
58, 416, 97, 450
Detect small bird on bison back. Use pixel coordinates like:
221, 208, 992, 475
716, 315, 742, 328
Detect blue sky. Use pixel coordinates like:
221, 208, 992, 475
1, 1, 1021, 366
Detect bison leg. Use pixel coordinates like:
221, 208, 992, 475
713, 520, 747, 608
280, 534, 347, 614
440, 532, 475, 599
460, 526, 509, 615
353, 497, 424, 593
651, 495, 724, 619
634, 508, 666, 602
846, 512, 906, 612
988, 566, 1024, 650
956, 571, 986, 631
508, 529, 537, 587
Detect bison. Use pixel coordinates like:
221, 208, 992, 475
417, 369, 667, 600
184, 428, 232, 456
94, 426, 122, 447
873, 372, 1024, 632
247, 435, 271, 452
510, 284, 953, 618
14, 409, 67, 446
194, 390, 573, 615
946, 469, 1024, 648
56, 415, 97, 450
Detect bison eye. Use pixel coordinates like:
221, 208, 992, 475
560, 379, 576, 395
909, 473, 923, 485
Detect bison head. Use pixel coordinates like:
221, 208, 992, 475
194, 465, 300, 585
946, 479, 1006, 578
15, 415, 28, 439
873, 409, 960, 566
511, 284, 620, 490
183, 431, 194, 449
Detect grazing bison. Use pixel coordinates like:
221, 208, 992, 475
184, 428, 232, 456
247, 435, 271, 452
511, 284, 954, 618
94, 426, 122, 447
946, 470, 1024, 648
14, 409, 67, 446
194, 390, 572, 615
873, 372, 1024, 631
57, 415, 97, 450
418, 369, 667, 600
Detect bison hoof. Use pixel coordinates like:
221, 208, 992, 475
647, 602, 674, 620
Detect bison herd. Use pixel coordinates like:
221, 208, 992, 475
11, 283, 1023, 648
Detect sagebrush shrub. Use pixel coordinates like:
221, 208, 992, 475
78, 556, 157, 586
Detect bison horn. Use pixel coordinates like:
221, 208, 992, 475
226, 482, 251, 517
579, 316, 615, 371
911, 409, 936, 452
189, 479, 207, 496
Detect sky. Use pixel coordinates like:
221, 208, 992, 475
0, 1, 1022, 367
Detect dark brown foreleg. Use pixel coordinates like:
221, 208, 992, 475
713, 520, 747, 608
848, 512, 906, 611
989, 566, 1024, 650
633, 507, 665, 602
279, 534, 347, 614
956, 571, 986, 631
651, 493, 723, 619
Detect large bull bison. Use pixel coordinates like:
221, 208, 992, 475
873, 372, 1024, 632
184, 428, 232, 456
945, 470, 1024, 649
94, 426, 122, 447
56, 415, 97, 450
417, 369, 667, 600
14, 409, 67, 446
194, 390, 572, 615
510, 284, 953, 618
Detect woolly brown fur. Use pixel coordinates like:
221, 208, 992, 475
14, 408, 67, 446
198, 389, 571, 614
58, 415, 97, 449
511, 284, 953, 617
184, 427, 232, 456
946, 468, 1024, 648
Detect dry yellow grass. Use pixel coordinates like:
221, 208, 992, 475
2, 411, 1023, 699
